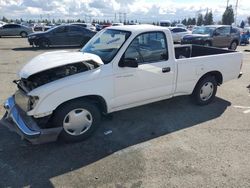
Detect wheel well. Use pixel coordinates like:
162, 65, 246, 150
55, 95, 108, 114
39, 37, 50, 45
193, 71, 223, 92
20, 31, 27, 35
231, 40, 239, 45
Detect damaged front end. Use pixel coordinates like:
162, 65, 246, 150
16, 60, 99, 92
0, 51, 104, 144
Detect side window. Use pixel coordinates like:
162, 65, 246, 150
54, 26, 68, 33
3, 24, 11, 29
179, 28, 187, 32
215, 27, 230, 36
70, 26, 82, 32
124, 32, 168, 64
11, 24, 21, 28
171, 28, 178, 33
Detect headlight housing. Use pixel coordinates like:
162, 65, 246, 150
28, 35, 37, 39
29, 96, 39, 110
14, 90, 39, 112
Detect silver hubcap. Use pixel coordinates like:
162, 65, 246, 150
21, 33, 26, 37
63, 108, 93, 136
231, 42, 237, 50
200, 82, 214, 101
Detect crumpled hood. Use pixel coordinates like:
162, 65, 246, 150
19, 51, 104, 78
183, 34, 210, 39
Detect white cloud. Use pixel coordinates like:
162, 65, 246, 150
0, 0, 249, 24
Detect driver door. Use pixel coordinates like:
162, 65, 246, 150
112, 32, 175, 109
50, 26, 69, 46
213, 27, 231, 47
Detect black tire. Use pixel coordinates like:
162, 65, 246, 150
53, 100, 101, 143
192, 76, 217, 105
229, 41, 238, 50
20, 31, 28, 38
38, 38, 50, 48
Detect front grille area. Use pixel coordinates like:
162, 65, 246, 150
14, 90, 30, 112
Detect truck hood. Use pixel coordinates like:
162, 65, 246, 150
19, 51, 104, 78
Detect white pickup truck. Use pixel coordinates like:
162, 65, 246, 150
1, 25, 243, 144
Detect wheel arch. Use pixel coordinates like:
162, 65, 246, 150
193, 71, 223, 93
54, 95, 108, 115
39, 37, 51, 45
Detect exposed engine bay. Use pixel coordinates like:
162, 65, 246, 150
15, 61, 99, 92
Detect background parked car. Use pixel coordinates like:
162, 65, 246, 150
175, 23, 186, 28
181, 25, 240, 50
28, 24, 96, 48
169, 27, 190, 43
0, 23, 33, 37
240, 27, 250, 45
112, 23, 124, 26
70, 23, 96, 31
0, 21, 7, 27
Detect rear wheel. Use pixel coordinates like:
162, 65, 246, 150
53, 100, 101, 142
20, 31, 28, 38
229, 41, 238, 50
192, 76, 217, 105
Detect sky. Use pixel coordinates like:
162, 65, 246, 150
0, 0, 249, 24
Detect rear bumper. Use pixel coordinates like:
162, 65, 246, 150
0, 96, 62, 144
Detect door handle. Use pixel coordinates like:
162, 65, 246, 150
162, 67, 171, 73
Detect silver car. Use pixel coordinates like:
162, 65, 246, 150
0, 24, 33, 37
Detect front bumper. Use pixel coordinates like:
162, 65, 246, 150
28, 38, 38, 46
0, 96, 62, 144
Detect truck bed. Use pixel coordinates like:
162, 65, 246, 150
175, 45, 236, 59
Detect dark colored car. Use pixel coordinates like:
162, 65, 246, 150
0, 24, 33, 37
28, 25, 96, 48
181, 25, 240, 50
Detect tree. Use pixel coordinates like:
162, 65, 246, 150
187, 18, 192, 25
203, 10, 213, 25
191, 18, 196, 25
2, 16, 8, 23
197, 14, 203, 26
182, 18, 187, 26
222, 5, 234, 25
240, 20, 245, 28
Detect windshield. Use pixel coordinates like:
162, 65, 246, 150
81, 29, 131, 64
192, 27, 215, 36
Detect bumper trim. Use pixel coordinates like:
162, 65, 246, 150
1, 96, 62, 144
3, 97, 40, 138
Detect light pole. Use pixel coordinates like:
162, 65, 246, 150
235, 0, 238, 25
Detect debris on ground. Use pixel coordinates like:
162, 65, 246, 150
104, 130, 112, 135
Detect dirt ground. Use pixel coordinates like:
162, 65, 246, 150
0, 37, 250, 188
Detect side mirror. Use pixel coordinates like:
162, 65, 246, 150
119, 57, 138, 68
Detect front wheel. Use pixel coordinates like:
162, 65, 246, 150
53, 100, 101, 142
20, 31, 28, 38
38, 39, 50, 48
192, 76, 217, 105
229, 41, 238, 50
